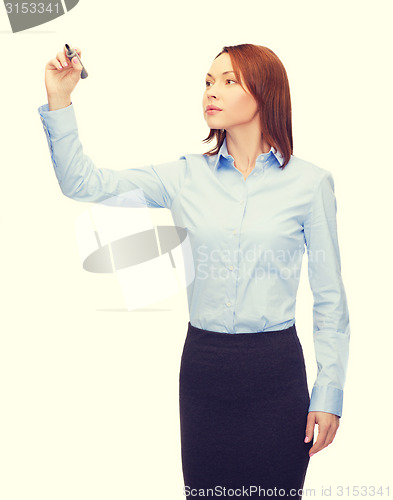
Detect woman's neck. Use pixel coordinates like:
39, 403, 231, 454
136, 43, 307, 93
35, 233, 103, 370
225, 129, 271, 174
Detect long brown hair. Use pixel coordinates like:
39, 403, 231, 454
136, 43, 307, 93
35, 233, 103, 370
203, 44, 293, 169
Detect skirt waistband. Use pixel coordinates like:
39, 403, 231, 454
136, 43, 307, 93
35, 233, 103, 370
184, 321, 302, 361
187, 321, 296, 338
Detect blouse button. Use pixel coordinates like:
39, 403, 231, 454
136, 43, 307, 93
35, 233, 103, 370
226, 302, 232, 307
228, 265, 234, 271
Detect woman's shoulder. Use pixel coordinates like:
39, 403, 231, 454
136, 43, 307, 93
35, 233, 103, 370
177, 152, 219, 173
178, 152, 212, 162
287, 154, 333, 183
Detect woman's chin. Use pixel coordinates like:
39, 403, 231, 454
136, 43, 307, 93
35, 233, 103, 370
204, 118, 225, 129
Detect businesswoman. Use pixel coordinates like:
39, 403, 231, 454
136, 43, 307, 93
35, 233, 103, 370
40, 43, 350, 499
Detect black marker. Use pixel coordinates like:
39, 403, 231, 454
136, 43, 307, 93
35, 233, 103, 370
65, 43, 88, 79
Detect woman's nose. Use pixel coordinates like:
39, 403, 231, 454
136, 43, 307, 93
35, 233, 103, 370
206, 85, 218, 99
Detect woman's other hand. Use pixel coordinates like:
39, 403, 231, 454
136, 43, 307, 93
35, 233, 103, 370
304, 411, 340, 456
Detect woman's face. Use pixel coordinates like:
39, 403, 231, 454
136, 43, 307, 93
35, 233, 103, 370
202, 52, 259, 132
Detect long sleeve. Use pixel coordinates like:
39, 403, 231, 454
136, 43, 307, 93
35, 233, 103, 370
38, 103, 187, 208
303, 171, 351, 418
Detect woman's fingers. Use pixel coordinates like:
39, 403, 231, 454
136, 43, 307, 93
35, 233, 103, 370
49, 47, 82, 71
63, 45, 82, 63
55, 51, 69, 68
47, 57, 63, 70
46, 46, 82, 70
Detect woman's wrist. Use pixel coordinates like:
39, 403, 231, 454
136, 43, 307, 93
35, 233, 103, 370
47, 94, 72, 111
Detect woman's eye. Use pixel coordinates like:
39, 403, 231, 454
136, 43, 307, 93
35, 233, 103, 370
205, 79, 236, 88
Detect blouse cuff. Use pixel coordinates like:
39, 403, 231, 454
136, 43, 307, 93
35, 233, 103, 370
308, 385, 343, 418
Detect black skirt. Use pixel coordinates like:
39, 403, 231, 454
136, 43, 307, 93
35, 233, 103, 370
179, 321, 314, 499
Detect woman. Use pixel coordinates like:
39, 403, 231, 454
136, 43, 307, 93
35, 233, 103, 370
39, 43, 350, 498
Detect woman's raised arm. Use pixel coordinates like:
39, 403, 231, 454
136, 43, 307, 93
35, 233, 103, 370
39, 46, 187, 209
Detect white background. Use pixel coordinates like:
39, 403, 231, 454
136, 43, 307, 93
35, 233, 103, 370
1, 0, 392, 498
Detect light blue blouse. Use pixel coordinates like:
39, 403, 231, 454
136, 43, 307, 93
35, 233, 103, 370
38, 102, 351, 418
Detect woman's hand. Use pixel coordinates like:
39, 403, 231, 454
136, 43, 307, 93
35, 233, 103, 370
304, 411, 340, 456
44, 45, 83, 107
